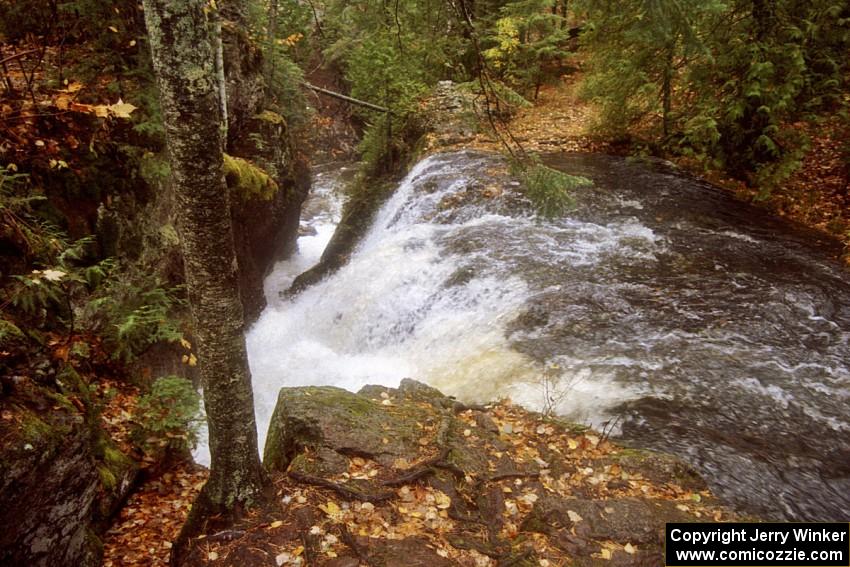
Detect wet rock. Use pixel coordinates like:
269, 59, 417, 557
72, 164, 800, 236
523, 494, 696, 545
299, 224, 319, 237
397, 378, 453, 405
595, 448, 707, 492
287, 177, 396, 296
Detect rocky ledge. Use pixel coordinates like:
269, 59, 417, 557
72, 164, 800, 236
180, 380, 737, 566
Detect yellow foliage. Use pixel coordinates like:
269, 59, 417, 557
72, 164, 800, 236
483, 17, 520, 70
255, 110, 286, 126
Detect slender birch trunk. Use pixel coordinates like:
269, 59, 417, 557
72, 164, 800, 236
141, 0, 268, 536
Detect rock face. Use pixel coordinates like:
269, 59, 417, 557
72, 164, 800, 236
0, 409, 100, 566
229, 111, 311, 321
249, 380, 734, 567
0, 394, 136, 567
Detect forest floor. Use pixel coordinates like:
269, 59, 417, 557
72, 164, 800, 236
99, 391, 741, 567
99, 382, 208, 567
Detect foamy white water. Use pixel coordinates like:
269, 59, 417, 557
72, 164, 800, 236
191, 151, 850, 523
243, 153, 632, 456
194, 153, 645, 465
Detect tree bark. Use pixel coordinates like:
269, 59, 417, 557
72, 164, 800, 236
662, 41, 674, 139
141, 0, 268, 536
221, 0, 250, 25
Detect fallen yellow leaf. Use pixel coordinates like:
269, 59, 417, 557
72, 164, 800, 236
319, 501, 342, 519
108, 99, 138, 119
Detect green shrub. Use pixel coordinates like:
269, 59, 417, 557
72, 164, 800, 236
131, 375, 201, 458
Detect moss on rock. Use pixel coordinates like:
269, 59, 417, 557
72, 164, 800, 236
255, 110, 286, 126
264, 386, 425, 474
222, 154, 279, 201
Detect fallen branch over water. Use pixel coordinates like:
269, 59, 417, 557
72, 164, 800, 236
300, 81, 391, 114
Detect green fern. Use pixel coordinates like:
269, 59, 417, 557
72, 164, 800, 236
131, 375, 201, 456
81, 277, 186, 362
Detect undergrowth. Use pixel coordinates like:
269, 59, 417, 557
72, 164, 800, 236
131, 375, 201, 459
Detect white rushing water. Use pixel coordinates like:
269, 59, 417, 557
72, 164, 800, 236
245, 154, 638, 456
193, 153, 640, 465
192, 151, 850, 522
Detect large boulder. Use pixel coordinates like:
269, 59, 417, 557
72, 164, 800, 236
263, 384, 433, 475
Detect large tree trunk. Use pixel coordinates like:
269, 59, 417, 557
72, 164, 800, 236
141, 0, 268, 538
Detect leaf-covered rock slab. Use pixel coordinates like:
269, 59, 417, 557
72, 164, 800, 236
523, 495, 695, 544
187, 381, 739, 567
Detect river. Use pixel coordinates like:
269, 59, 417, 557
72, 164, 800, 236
199, 150, 850, 522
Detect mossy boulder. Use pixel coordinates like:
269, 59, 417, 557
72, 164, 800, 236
263, 385, 429, 474
223, 154, 279, 202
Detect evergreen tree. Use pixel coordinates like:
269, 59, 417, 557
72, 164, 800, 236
481, 0, 572, 98
578, 0, 850, 190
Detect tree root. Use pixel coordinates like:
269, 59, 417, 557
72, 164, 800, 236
288, 471, 395, 503
338, 524, 374, 566
486, 471, 540, 483
448, 534, 535, 565
382, 447, 450, 487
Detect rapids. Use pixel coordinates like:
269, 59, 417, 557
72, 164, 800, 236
198, 151, 850, 522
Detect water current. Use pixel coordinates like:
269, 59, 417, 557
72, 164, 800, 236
198, 151, 850, 522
